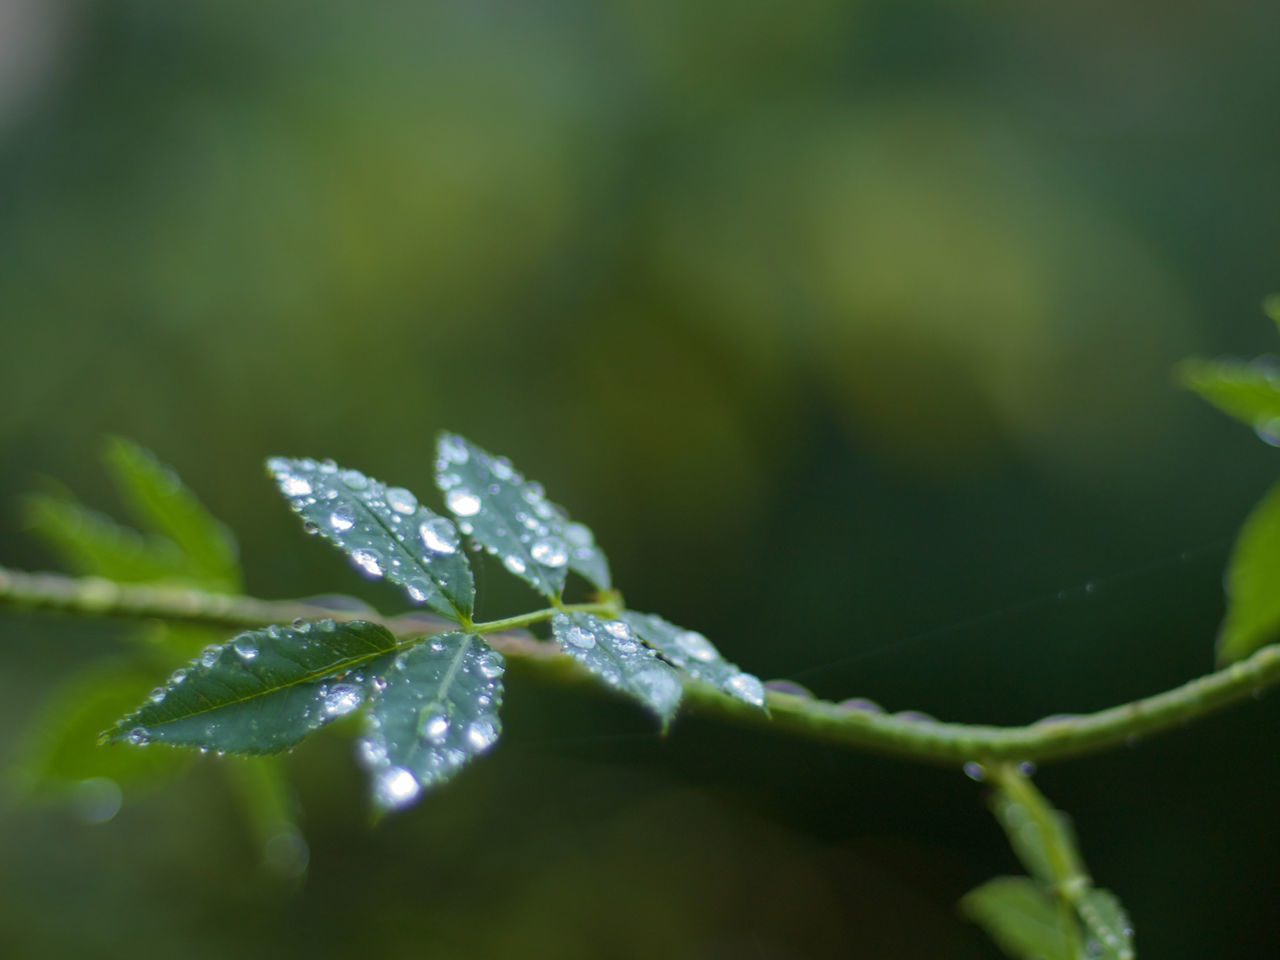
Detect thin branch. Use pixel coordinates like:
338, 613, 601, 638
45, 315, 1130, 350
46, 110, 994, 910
2, 565, 1277, 768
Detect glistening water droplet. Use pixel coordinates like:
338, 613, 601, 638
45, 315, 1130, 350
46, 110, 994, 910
322, 683, 363, 717
419, 517, 458, 555
530, 536, 568, 568
725, 673, 765, 707
329, 504, 356, 532
446, 489, 482, 517
385, 487, 418, 514
375, 766, 421, 809
674, 630, 718, 663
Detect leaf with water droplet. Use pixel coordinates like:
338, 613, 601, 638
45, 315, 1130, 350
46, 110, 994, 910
1217, 479, 1280, 663
105, 620, 399, 754
621, 610, 766, 711
961, 877, 1078, 960
987, 790, 1083, 888
358, 632, 504, 812
1179, 357, 1280, 446
552, 611, 682, 728
1078, 889, 1134, 960
435, 433, 612, 598
104, 437, 241, 590
267, 458, 473, 623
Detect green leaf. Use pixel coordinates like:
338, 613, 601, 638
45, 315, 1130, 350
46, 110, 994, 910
357, 632, 505, 812
106, 619, 399, 754
1218, 479, 1280, 663
435, 433, 612, 598
988, 791, 1083, 888
621, 610, 765, 709
13, 661, 192, 799
552, 611, 683, 728
1179, 358, 1280, 443
1078, 889, 1135, 960
104, 437, 241, 590
267, 458, 474, 623
960, 877, 1078, 960
22, 491, 193, 584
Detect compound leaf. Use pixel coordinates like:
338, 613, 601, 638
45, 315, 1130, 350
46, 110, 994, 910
1179, 358, 1280, 444
267, 458, 473, 623
622, 610, 765, 709
435, 433, 611, 598
961, 877, 1077, 960
104, 437, 241, 590
106, 619, 398, 754
1218, 479, 1280, 663
552, 611, 682, 728
1078, 889, 1135, 960
357, 632, 504, 812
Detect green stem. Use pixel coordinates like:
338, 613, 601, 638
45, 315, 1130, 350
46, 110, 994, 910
3, 565, 1278, 769
987, 763, 1088, 957
470, 601, 619, 635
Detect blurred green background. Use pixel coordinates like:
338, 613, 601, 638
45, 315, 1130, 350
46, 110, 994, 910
2, 1, 1280, 957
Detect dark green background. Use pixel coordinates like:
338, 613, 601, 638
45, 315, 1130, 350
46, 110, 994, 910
2, 1, 1279, 957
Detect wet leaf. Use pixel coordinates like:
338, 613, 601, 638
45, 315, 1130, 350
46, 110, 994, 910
104, 437, 241, 590
358, 632, 504, 812
435, 433, 611, 598
1078, 889, 1135, 960
267, 457, 474, 623
106, 619, 398, 754
552, 611, 682, 728
1218, 479, 1280, 663
987, 790, 1082, 887
961, 877, 1077, 960
622, 610, 765, 709
1179, 358, 1280, 445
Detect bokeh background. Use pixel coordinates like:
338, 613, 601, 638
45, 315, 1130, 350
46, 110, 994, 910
2, 1, 1280, 957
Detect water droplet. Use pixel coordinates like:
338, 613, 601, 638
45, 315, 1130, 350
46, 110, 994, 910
340, 469, 368, 490
725, 672, 765, 707
126, 726, 150, 745
351, 549, 384, 578
522, 481, 545, 502
322, 683, 363, 717
466, 719, 500, 750
421, 713, 450, 743
503, 555, 527, 575
563, 522, 594, 547
477, 654, 504, 679
430, 638, 447, 652
439, 434, 469, 464
530, 536, 568, 567
963, 761, 985, 782
170, 668, 188, 685
148, 686, 167, 704
446, 489, 482, 517
375, 766, 421, 809
674, 630, 718, 663
302, 520, 319, 535
564, 626, 596, 649
419, 517, 458, 554
490, 458, 514, 481
199, 645, 221, 668
386, 487, 418, 514
280, 475, 312, 497
602, 620, 631, 641
635, 668, 681, 708
329, 504, 356, 532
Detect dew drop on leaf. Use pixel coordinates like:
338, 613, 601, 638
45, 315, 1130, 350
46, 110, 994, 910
385, 486, 418, 514
564, 626, 596, 649
466, 719, 499, 751
503, 555, 527, 575
421, 713, 450, 743
418, 517, 458, 555
374, 766, 421, 809
340, 469, 368, 490
725, 672, 766, 707
530, 536, 568, 567
446, 489, 482, 517
322, 683, 364, 718
351, 549, 384, 578
280, 475, 312, 498
329, 504, 356, 532
675, 630, 718, 662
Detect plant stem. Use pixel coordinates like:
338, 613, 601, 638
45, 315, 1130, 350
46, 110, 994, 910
3, 565, 1278, 769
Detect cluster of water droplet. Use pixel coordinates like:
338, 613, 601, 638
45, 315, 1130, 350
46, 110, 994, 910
435, 433, 611, 596
267, 456, 471, 618
552, 613, 683, 720
356, 634, 506, 811
620, 611, 767, 710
